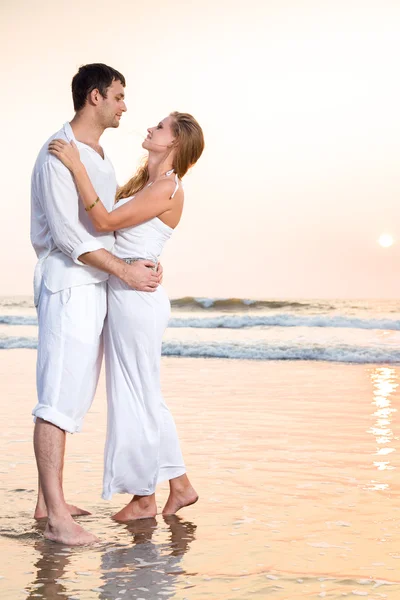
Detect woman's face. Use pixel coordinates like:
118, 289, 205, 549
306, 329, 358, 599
142, 115, 176, 153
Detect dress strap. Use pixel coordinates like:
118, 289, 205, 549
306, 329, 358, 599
170, 173, 180, 198
147, 170, 180, 197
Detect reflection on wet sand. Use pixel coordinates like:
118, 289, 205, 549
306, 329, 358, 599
23, 516, 197, 600
99, 516, 197, 599
26, 541, 71, 600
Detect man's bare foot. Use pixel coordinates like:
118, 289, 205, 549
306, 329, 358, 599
112, 494, 157, 522
162, 484, 198, 515
34, 503, 91, 520
44, 516, 99, 545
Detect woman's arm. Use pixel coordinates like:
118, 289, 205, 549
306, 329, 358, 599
48, 139, 177, 232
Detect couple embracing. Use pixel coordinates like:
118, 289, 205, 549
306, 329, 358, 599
30, 63, 204, 545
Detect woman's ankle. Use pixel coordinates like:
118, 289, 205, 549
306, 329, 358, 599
169, 474, 191, 493
132, 494, 156, 507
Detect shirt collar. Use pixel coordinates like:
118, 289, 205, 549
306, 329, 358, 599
62, 121, 76, 143
62, 121, 108, 161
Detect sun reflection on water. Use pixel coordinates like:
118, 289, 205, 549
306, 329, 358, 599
367, 367, 398, 490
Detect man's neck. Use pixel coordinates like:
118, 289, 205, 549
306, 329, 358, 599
70, 113, 105, 146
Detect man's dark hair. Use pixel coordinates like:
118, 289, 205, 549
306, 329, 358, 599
71, 63, 126, 111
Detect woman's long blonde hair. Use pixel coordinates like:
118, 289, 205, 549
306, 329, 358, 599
116, 112, 204, 202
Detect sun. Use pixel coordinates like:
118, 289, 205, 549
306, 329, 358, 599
378, 234, 394, 248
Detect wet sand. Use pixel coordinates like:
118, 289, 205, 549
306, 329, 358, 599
1, 350, 400, 599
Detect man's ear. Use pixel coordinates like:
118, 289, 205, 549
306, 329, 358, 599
89, 88, 101, 106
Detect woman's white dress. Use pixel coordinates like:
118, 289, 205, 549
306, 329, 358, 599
102, 174, 186, 499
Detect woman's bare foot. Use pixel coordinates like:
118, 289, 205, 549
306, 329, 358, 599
34, 503, 91, 520
112, 494, 157, 522
44, 516, 99, 545
162, 478, 198, 515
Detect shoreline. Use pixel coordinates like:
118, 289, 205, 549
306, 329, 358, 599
1, 352, 400, 598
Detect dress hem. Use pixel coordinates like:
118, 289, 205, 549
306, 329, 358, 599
102, 467, 186, 501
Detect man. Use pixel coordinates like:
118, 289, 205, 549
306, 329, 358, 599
31, 63, 161, 545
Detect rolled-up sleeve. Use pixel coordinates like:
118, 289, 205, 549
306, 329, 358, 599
37, 160, 104, 265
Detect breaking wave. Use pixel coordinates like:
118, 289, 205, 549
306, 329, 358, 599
2, 313, 400, 331
2, 336, 400, 364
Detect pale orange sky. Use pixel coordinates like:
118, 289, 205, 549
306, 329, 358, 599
1, 0, 400, 299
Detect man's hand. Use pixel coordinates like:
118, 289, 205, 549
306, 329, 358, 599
78, 250, 161, 292
157, 262, 164, 285
122, 260, 159, 292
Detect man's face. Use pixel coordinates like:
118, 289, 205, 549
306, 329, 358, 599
98, 79, 127, 129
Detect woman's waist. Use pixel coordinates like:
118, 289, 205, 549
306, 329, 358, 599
112, 246, 159, 265
121, 256, 158, 271
113, 233, 165, 260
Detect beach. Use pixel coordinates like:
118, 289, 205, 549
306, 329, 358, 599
2, 0, 399, 597
1, 350, 400, 599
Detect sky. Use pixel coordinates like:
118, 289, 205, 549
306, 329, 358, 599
1, 0, 400, 299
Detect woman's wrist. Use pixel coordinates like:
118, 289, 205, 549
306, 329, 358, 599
71, 160, 85, 176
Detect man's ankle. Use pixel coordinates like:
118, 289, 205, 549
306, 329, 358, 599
47, 509, 72, 524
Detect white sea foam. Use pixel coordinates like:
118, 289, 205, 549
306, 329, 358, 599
2, 313, 400, 331
0, 336, 37, 349
169, 314, 400, 330
161, 341, 400, 363
0, 316, 38, 326
2, 336, 400, 363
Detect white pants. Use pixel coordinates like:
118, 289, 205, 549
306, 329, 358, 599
32, 281, 107, 433
102, 275, 186, 499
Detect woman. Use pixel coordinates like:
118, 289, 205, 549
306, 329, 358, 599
49, 111, 204, 521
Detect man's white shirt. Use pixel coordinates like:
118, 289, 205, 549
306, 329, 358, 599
31, 122, 117, 306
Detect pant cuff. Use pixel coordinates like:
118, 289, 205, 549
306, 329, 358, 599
32, 404, 80, 434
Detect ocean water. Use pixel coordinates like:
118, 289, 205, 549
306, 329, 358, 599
1, 356, 400, 599
2, 296, 400, 599
1, 295, 399, 364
